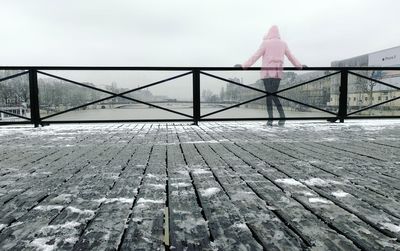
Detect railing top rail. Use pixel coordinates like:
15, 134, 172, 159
0, 66, 400, 71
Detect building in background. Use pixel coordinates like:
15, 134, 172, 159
329, 46, 400, 112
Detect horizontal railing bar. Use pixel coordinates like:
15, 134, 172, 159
341, 116, 400, 119
348, 71, 400, 91
200, 117, 336, 121
347, 96, 400, 116
0, 70, 29, 83
0, 109, 31, 120
0, 66, 400, 71
41, 119, 194, 123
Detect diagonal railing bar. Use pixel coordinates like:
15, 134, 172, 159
43, 95, 193, 120
119, 71, 192, 95
275, 71, 340, 95
38, 70, 191, 107
0, 109, 31, 121
37, 70, 119, 93
0, 71, 29, 83
41, 96, 120, 120
200, 71, 267, 94
275, 94, 338, 115
38, 70, 192, 97
349, 71, 400, 91
201, 89, 337, 118
42, 93, 193, 120
347, 96, 400, 116
200, 95, 267, 118
201, 70, 340, 97
37, 70, 193, 119
103, 97, 193, 119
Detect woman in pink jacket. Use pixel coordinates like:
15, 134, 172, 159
241, 25, 303, 126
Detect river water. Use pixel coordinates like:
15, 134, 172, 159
41, 104, 329, 121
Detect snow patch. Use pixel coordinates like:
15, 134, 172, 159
233, 222, 248, 229
266, 205, 277, 211
303, 178, 328, 186
10, 221, 24, 227
299, 191, 314, 196
29, 237, 58, 251
170, 182, 191, 188
137, 198, 164, 204
200, 187, 220, 197
176, 217, 208, 234
275, 178, 305, 187
33, 222, 81, 250
380, 223, 400, 233
53, 193, 73, 202
184, 140, 218, 144
231, 191, 254, 201
376, 239, 400, 249
67, 206, 95, 217
303, 178, 342, 187
331, 190, 350, 198
192, 169, 211, 175
46, 221, 81, 230
148, 184, 165, 189
309, 197, 333, 204
64, 236, 79, 244
94, 197, 134, 204
34, 205, 64, 211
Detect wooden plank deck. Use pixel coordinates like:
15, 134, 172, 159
0, 121, 400, 250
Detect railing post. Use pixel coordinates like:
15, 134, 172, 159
192, 69, 201, 125
29, 69, 41, 127
338, 70, 348, 123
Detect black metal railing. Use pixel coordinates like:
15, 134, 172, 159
0, 66, 399, 127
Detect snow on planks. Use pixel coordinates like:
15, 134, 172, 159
0, 121, 399, 250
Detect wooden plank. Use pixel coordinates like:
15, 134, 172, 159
178, 129, 264, 250
166, 125, 212, 250
118, 126, 168, 250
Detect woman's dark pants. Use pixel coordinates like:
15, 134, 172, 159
263, 78, 285, 123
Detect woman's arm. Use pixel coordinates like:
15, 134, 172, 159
242, 41, 266, 69
285, 44, 302, 68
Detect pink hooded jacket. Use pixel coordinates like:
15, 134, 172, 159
242, 25, 302, 79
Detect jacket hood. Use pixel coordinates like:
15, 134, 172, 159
263, 25, 280, 40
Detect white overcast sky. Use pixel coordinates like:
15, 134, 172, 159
2, 0, 400, 67
1, 0, 400, 98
